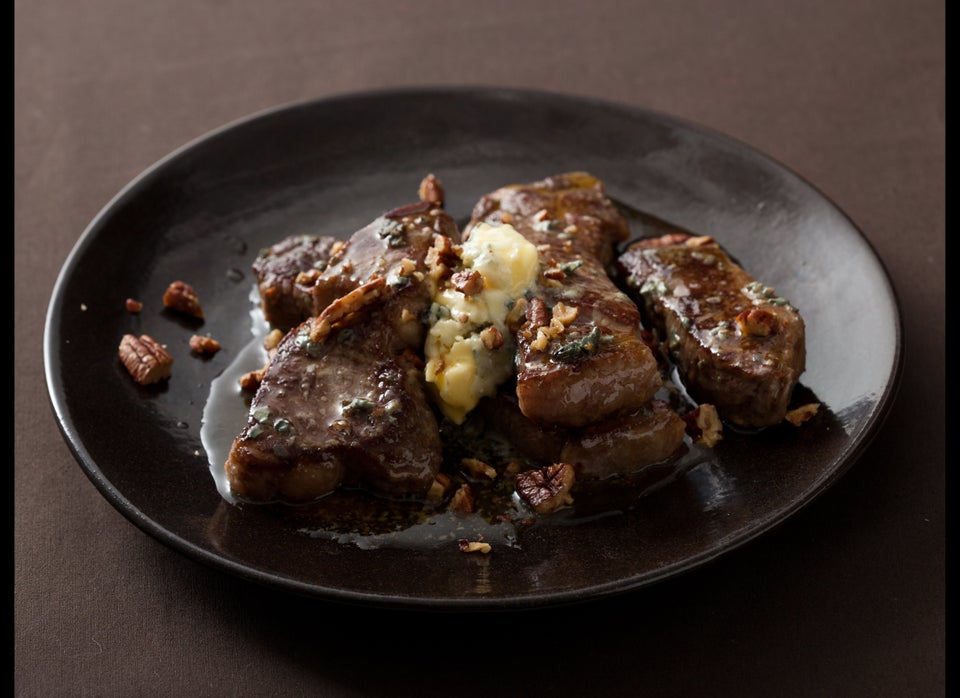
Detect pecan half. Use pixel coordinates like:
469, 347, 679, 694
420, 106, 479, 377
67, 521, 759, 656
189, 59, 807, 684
118, 334, 173, 385
309, 276, 388, 342
515, 463, 575, 514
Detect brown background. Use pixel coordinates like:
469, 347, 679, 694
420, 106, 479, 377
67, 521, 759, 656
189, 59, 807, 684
15, 1, 944, 696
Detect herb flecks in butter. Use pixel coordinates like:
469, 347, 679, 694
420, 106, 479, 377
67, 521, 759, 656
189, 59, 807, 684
423, 222, 539, 424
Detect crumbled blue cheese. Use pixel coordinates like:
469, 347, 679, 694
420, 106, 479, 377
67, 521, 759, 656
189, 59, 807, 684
424, 223, 539, 423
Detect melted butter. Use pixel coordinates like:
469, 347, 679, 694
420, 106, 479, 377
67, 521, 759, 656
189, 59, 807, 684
201, 287, 270, 504
202, 336, 263, 505
424, 222, 539, 423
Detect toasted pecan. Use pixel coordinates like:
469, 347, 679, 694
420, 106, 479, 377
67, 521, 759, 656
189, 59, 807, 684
118, 334, 173, 385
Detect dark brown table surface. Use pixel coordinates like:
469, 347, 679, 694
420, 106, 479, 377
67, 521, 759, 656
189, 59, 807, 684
15, 1, 944, 695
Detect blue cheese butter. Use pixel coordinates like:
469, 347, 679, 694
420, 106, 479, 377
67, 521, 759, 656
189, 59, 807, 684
424, 222, 539, 423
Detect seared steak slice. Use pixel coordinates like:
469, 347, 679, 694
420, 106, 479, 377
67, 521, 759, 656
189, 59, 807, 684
616, 233, 806, 428
226, 198, 458, 502
558, 400, 686, 479
466, 172, 662, 427
468, 392, 686, 480
308, 201, 458, 323
252, 234, 339, 331
465, 393, 564, 465
225, 319, 442, 502
253, 186, 459, 334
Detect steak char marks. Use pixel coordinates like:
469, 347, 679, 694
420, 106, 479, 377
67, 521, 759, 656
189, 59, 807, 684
466, 172, 663, 427
225, 199, 460, 503
616, 233, 806, 428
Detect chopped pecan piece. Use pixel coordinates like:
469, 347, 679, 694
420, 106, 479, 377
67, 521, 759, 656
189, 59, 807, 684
263, 329, 285, 352
479, 325, 504, 350
451, 269, 484, 296
189, 335, 221, 356
448, 484, 475, 514
683, 404, 723, 447
162, 281, 204, 319
735, 308, 778, 337
309, 276, 388, 342
118, 334, 173, 385
515, 463, 575, 514
294, 268, 322, 286
396, 257, 418, 277
461, 457, 497, 480
239, 367, 265, 392
125, 298, 143, 314
504, 297, 528, 331
418, 173, 445, 206
426, 473, 452, 503
529, 328, 552, 353
425, 234, 459, 281
551, 301, 578, 326
458, 539, 492, 554
784, 402, 820, 426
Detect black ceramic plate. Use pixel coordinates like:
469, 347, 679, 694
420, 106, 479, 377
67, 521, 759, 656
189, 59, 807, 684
44, 87, 902, 610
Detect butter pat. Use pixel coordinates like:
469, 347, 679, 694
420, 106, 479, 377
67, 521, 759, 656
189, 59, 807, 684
424, 222, 539, 423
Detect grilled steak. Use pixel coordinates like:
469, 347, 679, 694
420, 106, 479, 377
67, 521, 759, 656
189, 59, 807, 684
225, 199, 460, 502
466, 172, 662, 427
253, 234, 339, 332
616, 233, 806, 428
468, 392, 686, 480
253, 185, 457, 334
225, 319, 442, 502
558, 400, 687, 479
307, 201, 457, 333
